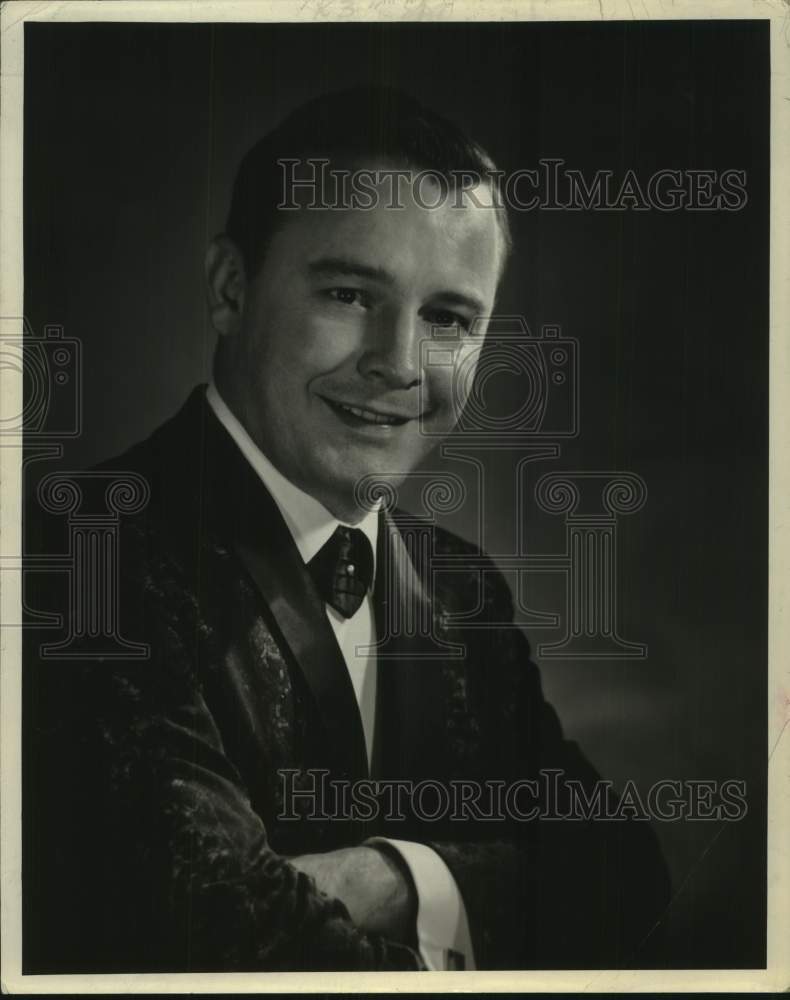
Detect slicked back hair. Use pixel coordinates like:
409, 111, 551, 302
225, 85, 512, 280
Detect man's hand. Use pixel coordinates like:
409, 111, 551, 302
289, 846, 417, 945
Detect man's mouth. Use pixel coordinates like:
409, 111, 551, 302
320, 396, 416, 428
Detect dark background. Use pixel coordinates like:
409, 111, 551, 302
24, 20, 769, 967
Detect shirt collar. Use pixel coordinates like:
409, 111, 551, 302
205, 380, 379, 578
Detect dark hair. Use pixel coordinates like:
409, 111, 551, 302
225, 85, 512, 277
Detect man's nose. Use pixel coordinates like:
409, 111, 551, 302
357, 306, 423, 389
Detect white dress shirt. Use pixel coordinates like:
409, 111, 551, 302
205, 380, 475, 970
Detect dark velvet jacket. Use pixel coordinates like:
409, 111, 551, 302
23, 387, 670, 973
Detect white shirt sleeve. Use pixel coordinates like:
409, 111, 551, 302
366, 837, 476, 971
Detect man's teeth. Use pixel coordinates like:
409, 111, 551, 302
335, 402, 406, 425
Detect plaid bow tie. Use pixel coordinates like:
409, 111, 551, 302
308, 525, 375, 619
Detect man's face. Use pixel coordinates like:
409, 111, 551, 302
220, 173, 503, 520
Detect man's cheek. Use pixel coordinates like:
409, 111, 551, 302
304, 311, 366, 354
431, 368, 468, 430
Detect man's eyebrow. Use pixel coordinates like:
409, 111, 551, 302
308, 257, 393, 283
431, 290, 486, 315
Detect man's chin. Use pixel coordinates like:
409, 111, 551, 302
311, 462, 417, 516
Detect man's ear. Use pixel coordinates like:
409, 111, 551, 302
205, 236, 247, 336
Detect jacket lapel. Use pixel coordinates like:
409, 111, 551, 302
195, 392, 370, 784
372, 508, 464, 781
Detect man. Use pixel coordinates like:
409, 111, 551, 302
23, 87, 670, 973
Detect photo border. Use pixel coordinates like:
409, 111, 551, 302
1, 0, 788, 992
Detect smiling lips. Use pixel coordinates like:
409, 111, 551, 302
322, 396, 420, 427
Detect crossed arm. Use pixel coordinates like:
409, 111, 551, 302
25, 554, 669, 973
26, 643, 669, 972
288, 847, 416, 943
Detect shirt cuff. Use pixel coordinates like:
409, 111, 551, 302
366, 837, 476, 971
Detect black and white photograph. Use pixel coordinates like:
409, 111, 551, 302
1, 1, 788, 991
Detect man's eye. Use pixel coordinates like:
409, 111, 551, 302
327, 288, 367, 307
425, 308, 471, 331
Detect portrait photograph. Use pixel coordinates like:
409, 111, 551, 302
1, 1, 788, 993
